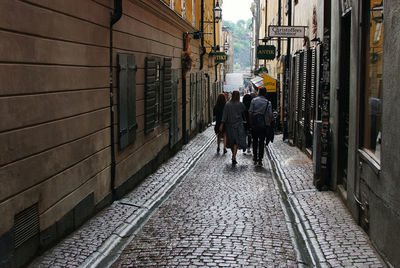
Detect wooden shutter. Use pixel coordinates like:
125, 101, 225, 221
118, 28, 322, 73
190, 73, 195, 129
145, 56, 156, 134
118, 53, 137, 150
295, 53, 300, 122
170, 69, 179, 148
162, 58, 173, 123
310, 48, 317, 135
196, 72, 200, 123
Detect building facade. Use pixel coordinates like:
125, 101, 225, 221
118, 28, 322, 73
0, 0, 224, 267
251, 0, 399, 266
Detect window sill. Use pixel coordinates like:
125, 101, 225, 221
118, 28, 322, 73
358, 149, 381, 175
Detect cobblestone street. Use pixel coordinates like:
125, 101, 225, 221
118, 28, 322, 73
30, 127, 385, 267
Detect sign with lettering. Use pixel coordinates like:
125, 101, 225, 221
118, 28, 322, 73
263, 73, 276, 92
268, 26, 306, 38
257, 45, 276, 60
214, 52, 227, 64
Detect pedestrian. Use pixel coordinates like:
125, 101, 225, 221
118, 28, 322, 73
219, 90, 247, 165
213, 93, 227, 154
249, 87, 273, 166
242, 93, 253, 154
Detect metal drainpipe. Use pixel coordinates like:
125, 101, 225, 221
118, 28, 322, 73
283, 0, 291, 140
182, 33, 188, 144
213, 0, 218, 82
200, 0, 206, 70
110, 0, 122, 200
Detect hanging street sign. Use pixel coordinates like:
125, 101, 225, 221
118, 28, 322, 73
268, 26, 306, 38
257, 45, 276, 60
214, 52, 227, 64
263, 73, 277, 92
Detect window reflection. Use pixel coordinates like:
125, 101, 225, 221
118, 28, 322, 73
363, 0, 383, 160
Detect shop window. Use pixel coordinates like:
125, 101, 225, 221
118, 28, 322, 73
362, 0, 383, 160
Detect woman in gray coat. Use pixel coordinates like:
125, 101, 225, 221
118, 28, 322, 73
219, 90, 247, 164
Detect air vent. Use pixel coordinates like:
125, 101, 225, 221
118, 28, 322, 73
14, 203, 39, 248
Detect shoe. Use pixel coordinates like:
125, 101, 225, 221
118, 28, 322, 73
257, 160, 263, 167
253, 157, 257, 165
232, 159, 237, 165
247, 148, 251, 153
217, 148, 220, 153
223, 148, 227, 154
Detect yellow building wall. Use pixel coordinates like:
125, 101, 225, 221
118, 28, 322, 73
186, 0, 193, 25
175, 0, 182, 15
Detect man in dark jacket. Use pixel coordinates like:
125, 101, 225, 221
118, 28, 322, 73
248, 87, 272, 166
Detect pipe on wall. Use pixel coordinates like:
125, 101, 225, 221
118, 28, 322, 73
200, 0, 206, 70
110, 0, 122, 200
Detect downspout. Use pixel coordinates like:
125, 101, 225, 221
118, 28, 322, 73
213, 0, 218, 82
200, 0, 206, 70
283, 0, 291, 140
277, 0, 281, 58
182, 33, 188, 144
110, 0, 122, 200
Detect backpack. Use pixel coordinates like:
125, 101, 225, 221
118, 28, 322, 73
252, 101, 269, 128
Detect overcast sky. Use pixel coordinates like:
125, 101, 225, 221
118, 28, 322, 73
222, 0, 253, 23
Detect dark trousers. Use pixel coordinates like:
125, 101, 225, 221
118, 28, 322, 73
252, 127, 266, 161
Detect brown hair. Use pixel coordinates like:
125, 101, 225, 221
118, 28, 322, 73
230, 90, 240, 103
215, 93, 226, 108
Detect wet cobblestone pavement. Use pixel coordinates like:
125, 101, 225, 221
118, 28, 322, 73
30, 128, 385, 267
268, 138, 384, 267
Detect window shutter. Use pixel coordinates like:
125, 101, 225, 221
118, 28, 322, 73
196, 72, 200, 123
118, 53, 137, 150
190, 73, 195, 129
310, 48, 317, 135
170, 69, 179, 148
295, 53, 300, 123
145, 56, 156, 134
162, 58, 173, 123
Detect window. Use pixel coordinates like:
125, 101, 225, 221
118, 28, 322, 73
362, 0, 383, 160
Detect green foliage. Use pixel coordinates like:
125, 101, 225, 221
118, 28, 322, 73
223, 19, 251, 71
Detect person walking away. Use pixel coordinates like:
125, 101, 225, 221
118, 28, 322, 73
242, 93, 253, 154
219, 91, 247, 165
213, 93, 227, 153
249, 87, 272, 166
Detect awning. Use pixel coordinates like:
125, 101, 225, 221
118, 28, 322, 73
263, 73, 277, 92
250, 76, 263, 88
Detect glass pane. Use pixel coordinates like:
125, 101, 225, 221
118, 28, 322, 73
363, 0, 383, 160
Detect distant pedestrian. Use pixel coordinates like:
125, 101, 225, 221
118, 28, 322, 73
219, 90, 247, 165
249, 87, 272, 166
242, 93, 253, 154
213, 93, 227, 154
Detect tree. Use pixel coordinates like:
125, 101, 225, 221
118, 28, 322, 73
223, 19, 252, 71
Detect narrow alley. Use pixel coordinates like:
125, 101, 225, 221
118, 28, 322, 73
30, 128, 384, 267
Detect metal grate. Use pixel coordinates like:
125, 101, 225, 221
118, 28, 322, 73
14, 203, 39, 248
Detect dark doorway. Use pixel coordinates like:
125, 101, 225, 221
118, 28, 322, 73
338, 13, 351, 191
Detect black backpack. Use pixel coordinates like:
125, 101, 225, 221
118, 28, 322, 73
252, 101, 269, 128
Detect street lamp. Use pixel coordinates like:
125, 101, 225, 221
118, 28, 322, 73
223, 37, 230, 53
214, 1, 222, 22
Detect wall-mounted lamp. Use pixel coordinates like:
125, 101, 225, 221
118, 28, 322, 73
261, 36, 271, 43
311, 37, 322, 45
223, 41, 230, 53
214, 1, 222, 22
370, 5, 383, 23
185, 30, 202, 40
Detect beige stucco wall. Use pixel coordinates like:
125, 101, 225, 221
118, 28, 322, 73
0, 0, 220, 240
